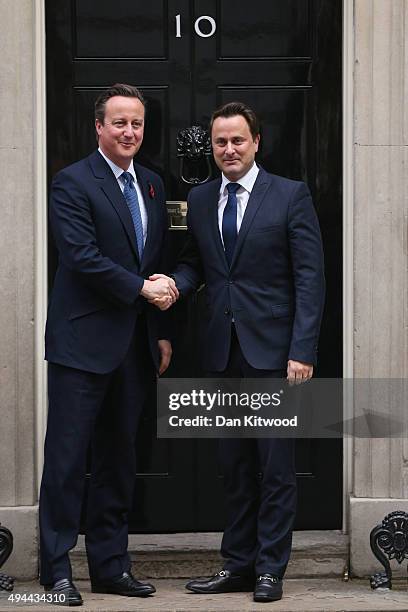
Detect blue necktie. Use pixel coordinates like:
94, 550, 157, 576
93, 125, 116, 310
222, 182, 240, 266
122, 171, 144, 259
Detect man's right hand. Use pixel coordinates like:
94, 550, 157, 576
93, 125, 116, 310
141, 274, 179, 309
144, 273, 179, 311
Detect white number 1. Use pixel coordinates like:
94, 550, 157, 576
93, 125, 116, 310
175, 14, 182, 38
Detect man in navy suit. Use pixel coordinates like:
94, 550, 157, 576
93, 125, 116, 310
151, 101, 325, 602
39, 84, 177, 605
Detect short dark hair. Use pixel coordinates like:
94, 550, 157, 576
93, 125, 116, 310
210, 101, 260, 140
94, 83, 145, 124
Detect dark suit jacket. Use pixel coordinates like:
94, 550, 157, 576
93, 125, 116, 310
173, 167, 325, 371
45, 150, 168, 374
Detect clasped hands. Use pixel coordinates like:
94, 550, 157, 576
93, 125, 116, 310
141, 273, 178, 310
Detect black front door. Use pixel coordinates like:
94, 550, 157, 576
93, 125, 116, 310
46, 0, 342, 531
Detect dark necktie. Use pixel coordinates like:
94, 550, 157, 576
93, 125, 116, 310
122, 171, 144, 259
222, 182, 240, 266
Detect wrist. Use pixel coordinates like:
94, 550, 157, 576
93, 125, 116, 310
140, 280, 152, 298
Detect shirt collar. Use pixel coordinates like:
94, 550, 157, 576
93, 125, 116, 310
220, 162, 259, 195
98, 147, 137, 183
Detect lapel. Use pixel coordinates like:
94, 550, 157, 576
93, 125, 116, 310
230, 167, 271, 268
89, 150, 140, 261
207, 178, 230, 273
134, 162, 155, 269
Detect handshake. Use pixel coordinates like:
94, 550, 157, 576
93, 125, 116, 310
141, 273, 179, 311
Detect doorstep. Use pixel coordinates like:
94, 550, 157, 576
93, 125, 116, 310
71, 531, 349, 580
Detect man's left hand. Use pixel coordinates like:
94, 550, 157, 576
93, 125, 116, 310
287, 360, 313, 384
158, 339, 172, 375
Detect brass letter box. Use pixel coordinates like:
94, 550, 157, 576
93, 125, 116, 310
166, 200, 188, 230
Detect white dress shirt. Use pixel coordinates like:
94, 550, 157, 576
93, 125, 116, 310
218, 162, 260, 245
98, 147, 148, 247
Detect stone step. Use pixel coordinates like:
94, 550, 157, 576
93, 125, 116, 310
71, 530, 349, 580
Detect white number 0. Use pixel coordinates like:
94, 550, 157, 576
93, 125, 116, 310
194, 16, 216, 38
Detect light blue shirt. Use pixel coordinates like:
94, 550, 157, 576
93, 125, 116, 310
218, 162, 259, 243
98, 147, 148, 247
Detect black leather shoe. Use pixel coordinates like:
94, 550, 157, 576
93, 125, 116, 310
44, 578, 83, 606
253, 574, 283, 602
91, 571, 155, 597
186, 569, 253, 593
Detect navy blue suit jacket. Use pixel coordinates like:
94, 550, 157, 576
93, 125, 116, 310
173, 168, 325, 371
45, 150, 168, 374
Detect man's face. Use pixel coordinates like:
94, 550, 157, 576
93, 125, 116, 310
211, 114, 260, 181
95, 96, 145, 169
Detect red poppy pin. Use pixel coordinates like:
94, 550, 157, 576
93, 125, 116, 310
148, 182, 155, 199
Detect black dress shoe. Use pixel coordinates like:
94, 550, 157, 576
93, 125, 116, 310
186, 569, 253, 593
253, 574, 283, 602
44, 578, 83, 606
91, 571, 155, 597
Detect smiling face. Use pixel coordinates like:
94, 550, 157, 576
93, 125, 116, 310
95, 95, 145, 170
211, 114, 260, 181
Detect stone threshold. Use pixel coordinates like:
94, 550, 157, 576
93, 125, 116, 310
71, 530, 349, 580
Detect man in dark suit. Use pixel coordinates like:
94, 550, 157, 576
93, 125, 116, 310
39, 84, 177, 606
151, 101, 325, 602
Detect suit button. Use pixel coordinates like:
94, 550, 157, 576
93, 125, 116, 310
229, 280, 234, 285
224, 309, 231, 315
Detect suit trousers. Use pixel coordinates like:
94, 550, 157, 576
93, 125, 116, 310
39, 316, 154, 585
216, 326, 297, 578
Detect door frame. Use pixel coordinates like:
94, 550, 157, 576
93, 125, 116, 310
342, 0, 354, 533
34, 0, 48, 494
34, 0, 354, 532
